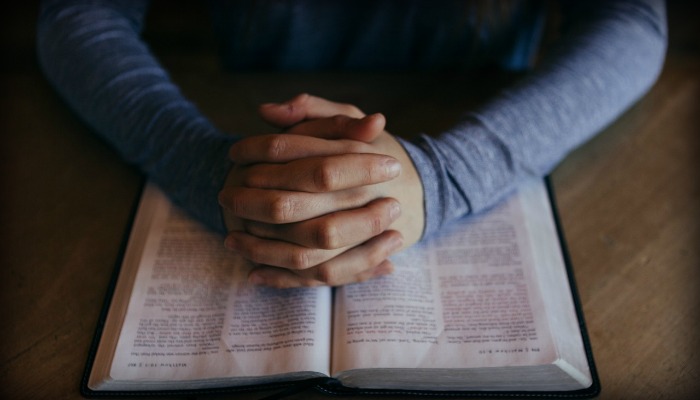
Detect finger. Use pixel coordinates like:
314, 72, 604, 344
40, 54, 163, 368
352, 259, 395, 283
218, 186, 374, 224
224, 230, 347, 270
241, 154, 401, 192
248, 231, 402, 288
285, 113, 385, 142
248, 260, 394, 288
290, 229, 402, 285
230, 114, 383, 164
244, 198, 402, 249
229, 134, 371, 165
258, 93, 366, 128
248, 266, 324, 288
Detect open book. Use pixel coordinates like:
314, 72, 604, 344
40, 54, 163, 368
82, 179, 599, 397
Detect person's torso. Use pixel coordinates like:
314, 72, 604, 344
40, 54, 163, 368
208, 0, 545, 71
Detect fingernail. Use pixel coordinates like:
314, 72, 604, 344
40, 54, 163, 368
359, 113, 380, 126
366, 113, 384, 122
390, 235, 404, 251
384, 158, 401, 178
389, 201, 401, 220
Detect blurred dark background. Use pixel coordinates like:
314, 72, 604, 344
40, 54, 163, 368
1, 1, 698, 74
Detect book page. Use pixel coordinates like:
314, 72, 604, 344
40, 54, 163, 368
90, 185, 331, 390
331, 179, 590, 390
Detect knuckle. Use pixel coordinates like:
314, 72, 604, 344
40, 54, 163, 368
222, 188, 245, 216
314, 264, 336, 285
286, 93, 310, 117
367, 248, 385, 267
299, 278, 321, 288
313, 160, 340, 191
269, 195, 295, 222
239, 240, 262, 262
354, 272, 372, 283
314, 221, 340, 249
365, 160, 380, 183
263, 135, 287, 159
367, 212, 385, 236
241, 170, 262, 188
266, 279, 288, 289
331, 114, 351, 130
293, 92, 310, 105
367, 236, 395, 265
289, 249, 312, 270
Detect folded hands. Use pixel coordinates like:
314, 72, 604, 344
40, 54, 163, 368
218, 94, 424, 288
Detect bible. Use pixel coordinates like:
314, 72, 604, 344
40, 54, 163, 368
81, 178, 599, 397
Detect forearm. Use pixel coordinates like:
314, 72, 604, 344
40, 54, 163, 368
37, 0, 237, 233
406, 0, 667, 238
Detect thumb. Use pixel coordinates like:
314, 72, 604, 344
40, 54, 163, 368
285, 113, 386, 143
259, 93, 366, 128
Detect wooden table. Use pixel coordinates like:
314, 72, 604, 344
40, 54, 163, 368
2, 2, 698, 399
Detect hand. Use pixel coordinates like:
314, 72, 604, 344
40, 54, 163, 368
253, 94, 425, 247
219, 94, 425, 287
220, 113, 404, 286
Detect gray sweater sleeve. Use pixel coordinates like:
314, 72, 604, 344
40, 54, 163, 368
37, 0, 237, 233
402, 0, 667, 238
